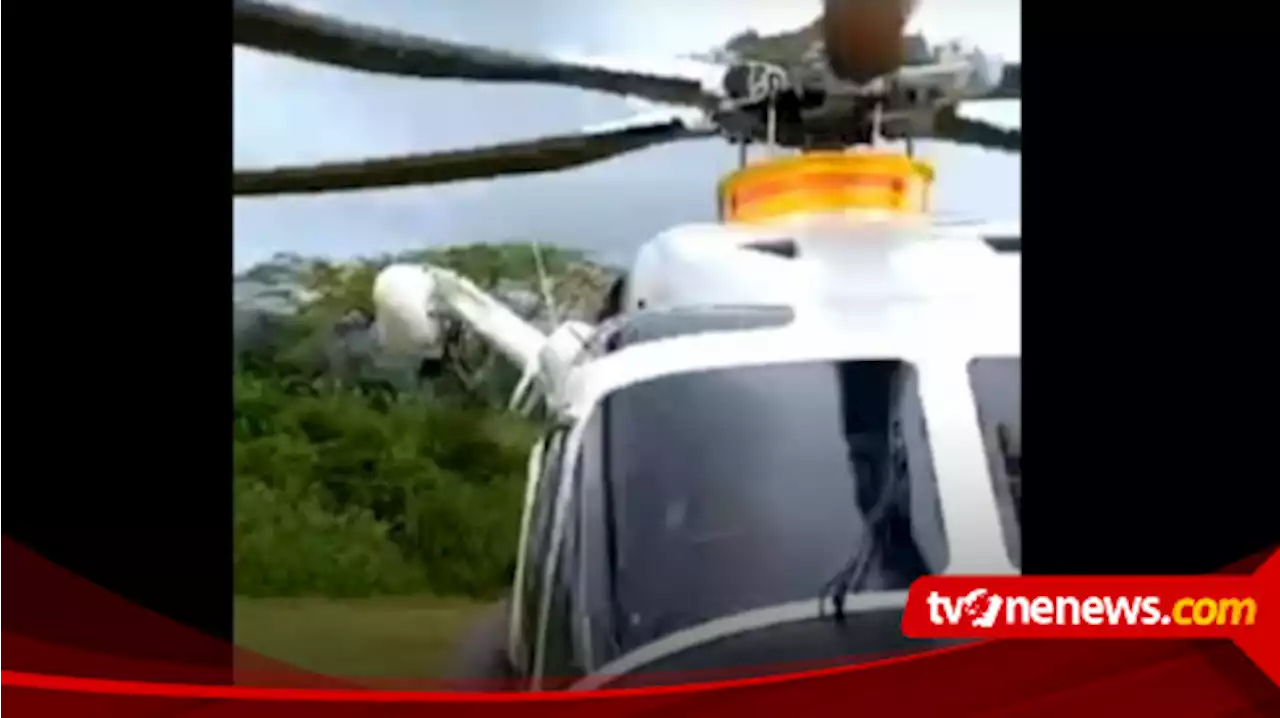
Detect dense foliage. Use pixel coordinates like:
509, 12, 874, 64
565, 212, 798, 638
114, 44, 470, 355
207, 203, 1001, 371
234, 244, 613, 598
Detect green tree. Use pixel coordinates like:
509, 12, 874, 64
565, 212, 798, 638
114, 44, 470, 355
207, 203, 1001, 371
233, 243, 609, 598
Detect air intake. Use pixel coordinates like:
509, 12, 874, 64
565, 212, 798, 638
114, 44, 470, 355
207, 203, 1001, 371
743, 239, 799, 259
983, 235, 1021, 253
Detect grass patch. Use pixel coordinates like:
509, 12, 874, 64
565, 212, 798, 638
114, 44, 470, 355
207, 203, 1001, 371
234, 595, 493, 679
234, 370, 535, 599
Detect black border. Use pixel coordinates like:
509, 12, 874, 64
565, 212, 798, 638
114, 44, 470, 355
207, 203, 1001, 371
1019, 7, 1277, 574
2, 0, 231, 679
1, 0, 1275, 689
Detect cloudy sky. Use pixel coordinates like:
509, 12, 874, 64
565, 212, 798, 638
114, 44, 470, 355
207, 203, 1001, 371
232, 0, 1020, 270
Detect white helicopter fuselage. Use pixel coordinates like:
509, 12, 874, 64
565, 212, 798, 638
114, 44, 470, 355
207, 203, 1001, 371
373, 209, 1021, 689
541, 214, 1018, 684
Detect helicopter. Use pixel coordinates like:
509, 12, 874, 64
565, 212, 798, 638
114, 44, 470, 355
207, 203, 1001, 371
234, 0, 1021, 691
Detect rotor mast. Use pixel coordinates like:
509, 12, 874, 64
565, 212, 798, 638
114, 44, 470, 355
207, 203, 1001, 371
728, 0, 927, 211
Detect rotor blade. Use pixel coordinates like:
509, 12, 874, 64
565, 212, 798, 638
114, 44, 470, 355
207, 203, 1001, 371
930, 110, 1021, 153
233, 0, 724, 108
234, 119, 713, 197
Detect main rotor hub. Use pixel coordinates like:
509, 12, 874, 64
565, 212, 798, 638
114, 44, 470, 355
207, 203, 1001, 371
717, 151, 934, 224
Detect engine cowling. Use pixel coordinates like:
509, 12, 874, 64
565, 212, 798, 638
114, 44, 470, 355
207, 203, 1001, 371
372, 264, 445, 360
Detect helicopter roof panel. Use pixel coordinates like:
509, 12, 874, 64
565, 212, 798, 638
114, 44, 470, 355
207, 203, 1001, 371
625, 216, 1018, 314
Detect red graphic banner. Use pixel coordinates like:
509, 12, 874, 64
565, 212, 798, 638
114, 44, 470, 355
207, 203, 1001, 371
3, 535, 1277, 716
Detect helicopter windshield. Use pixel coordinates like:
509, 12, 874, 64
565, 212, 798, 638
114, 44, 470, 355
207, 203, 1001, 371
577, 358, 948, 658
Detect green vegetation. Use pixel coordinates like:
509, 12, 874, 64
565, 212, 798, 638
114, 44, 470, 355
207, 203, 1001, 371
234, 243, 614, 599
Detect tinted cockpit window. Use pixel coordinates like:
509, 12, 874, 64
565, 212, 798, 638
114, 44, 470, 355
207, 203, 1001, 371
582, 360, 945, 655
968, 357, 1022, 567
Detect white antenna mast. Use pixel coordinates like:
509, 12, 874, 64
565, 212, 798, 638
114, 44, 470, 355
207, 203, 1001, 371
507, 240, 576, 415
530, 240, 560, 327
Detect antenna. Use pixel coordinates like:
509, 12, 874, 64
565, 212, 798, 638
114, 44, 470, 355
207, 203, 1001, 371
870, 102, 884, 149
530, 240, 560, 327
764, 67, 788, 158
507, 241, 562, 415
765, 95, 778, 157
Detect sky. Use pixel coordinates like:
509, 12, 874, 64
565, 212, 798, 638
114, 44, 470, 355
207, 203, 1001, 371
232, 0, 1020, 270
